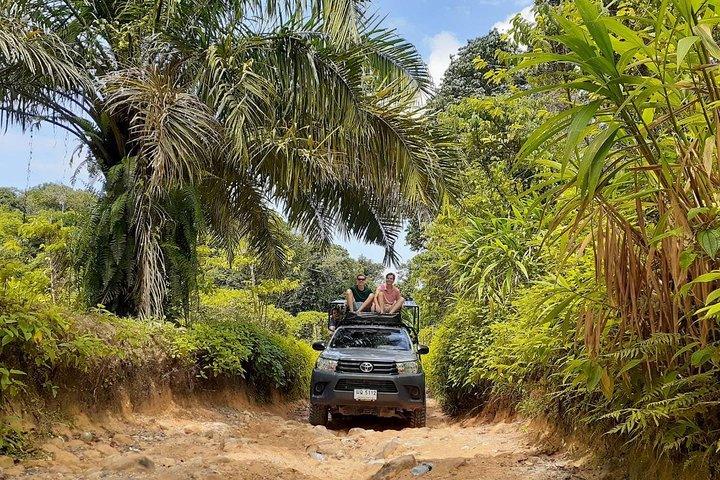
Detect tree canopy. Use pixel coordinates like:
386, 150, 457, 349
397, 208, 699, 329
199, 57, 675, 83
430, 30, 517, 111
1, 0, 458, 317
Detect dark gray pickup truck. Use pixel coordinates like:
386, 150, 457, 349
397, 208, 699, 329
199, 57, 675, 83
308, 303, 429, 428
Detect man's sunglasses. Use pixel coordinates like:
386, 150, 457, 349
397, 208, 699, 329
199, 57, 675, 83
357, 277, 366, 281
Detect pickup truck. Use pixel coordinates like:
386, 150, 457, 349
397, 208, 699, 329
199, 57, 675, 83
308, 302, 429, 427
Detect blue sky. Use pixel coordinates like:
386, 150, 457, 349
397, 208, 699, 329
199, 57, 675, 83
0, 0, 531, 265
374, 0, 532, 83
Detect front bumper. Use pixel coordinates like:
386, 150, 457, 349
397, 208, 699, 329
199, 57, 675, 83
310, 370, 425, 411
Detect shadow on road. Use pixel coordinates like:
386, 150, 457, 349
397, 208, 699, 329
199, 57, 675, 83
327, 413, 410, 432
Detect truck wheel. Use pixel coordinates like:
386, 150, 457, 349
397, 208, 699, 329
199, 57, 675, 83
409, 407, 426, 428
309, 403, 329, 426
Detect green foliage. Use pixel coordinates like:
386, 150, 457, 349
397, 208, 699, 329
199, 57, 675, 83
198, 234, 382, 316
426, 300, 493, 415
0, 184, 95, 216
198, 288, 329, 343
0, 205, 84, 305
454, 203, 545, 310
198, 288, 295, 336
0, 194, 323, 404
0, 299, 316, 450
407, 93, 549, 325
0, 301, 66, 394
0, 204, 84, 401
0, 200, 317, 450
22, 184, 96, 216
437, 95, 550, 189
181, 321, 314, 400
0, 188, 22, 211
289, 311, 329, 343
414, 0, 720, 473
480, 254, 598, 394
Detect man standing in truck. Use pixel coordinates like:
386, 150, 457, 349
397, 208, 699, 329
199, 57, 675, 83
345, 274, 375, 313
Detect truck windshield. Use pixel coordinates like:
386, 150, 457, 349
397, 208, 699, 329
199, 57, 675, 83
330, 328, 411, 350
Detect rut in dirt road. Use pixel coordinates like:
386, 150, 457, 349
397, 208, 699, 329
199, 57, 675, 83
6, 400, 611, 480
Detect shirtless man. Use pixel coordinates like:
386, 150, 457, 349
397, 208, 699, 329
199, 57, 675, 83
373, 272, 405, 314
345, 274, 375, 312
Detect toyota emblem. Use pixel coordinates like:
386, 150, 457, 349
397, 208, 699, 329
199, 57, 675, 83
359, 362, 374, 373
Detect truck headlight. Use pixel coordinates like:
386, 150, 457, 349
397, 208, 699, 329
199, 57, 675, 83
316, 357, 338, 372
396, 361, 419, 374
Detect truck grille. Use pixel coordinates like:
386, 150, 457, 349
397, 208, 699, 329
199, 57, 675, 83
336, 360, 398, 375
334, 379, 398, 393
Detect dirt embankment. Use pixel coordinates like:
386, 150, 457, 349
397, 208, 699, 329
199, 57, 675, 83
0, 392, 616, 480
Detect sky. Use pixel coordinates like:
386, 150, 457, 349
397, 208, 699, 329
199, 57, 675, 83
0, 0, 532, 266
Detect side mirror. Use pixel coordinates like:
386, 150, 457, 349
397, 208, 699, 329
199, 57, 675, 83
418, 345, 429, 355
312, 342, 326, 351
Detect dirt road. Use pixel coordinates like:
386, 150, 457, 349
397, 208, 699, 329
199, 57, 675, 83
3, 399, 608, 479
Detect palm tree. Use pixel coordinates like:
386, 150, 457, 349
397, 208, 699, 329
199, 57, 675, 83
0, 0, 457, 318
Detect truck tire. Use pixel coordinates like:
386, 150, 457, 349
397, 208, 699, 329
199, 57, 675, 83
309, 403, 329, 426
409, 407, 426, 428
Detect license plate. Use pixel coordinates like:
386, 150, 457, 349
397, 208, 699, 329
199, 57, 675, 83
353, 388, 377, 401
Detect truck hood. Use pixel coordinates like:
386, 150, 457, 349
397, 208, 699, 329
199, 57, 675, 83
321, 347, 418, 362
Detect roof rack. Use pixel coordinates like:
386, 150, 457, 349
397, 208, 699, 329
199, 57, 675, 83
341, 311, 403, 326
329, 299, 419, 309
327, 298, 421, 343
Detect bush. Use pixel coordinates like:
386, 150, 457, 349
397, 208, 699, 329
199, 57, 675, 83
0, 297, 67, 397
289, 311, 328, 342
182, 320, 315, 400
483, 280, 576, 401
426, 300, 494, 416
198, 288, 296, 336
430, 252, 720, 475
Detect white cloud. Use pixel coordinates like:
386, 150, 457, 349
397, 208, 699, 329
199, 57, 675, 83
426, 31, 462, 86
492, 5, 535, 33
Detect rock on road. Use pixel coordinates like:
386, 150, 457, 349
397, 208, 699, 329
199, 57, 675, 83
3, 399, 609, 480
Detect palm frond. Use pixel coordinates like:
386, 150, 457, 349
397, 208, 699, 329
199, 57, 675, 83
313, 0, 363, 44
0, 11, 86, 91
199, 38, 275, 162
359, 16, 433, 94
103, 66, 223, 193
201, 169, 288, 275
0, 6, 90, 135
361, 83, 459, 210
240, 26, 458, 210
276, 175, 403, 265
